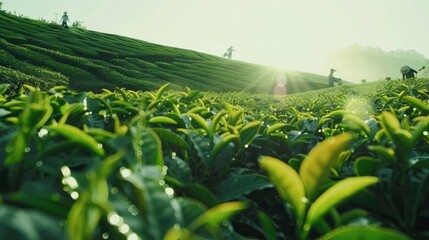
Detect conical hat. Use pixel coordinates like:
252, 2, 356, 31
401, 65, 411, 74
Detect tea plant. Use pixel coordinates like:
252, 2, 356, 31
1, 79, 428, 239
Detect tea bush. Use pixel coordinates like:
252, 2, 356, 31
1, 78, 428, 239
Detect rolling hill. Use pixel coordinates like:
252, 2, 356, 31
0, 11, 334, 94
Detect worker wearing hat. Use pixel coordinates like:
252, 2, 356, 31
328, 68, 342, 87
60, 11, 69, 28
401, 65, 417, 79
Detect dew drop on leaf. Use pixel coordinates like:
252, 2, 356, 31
70, 191, 79, 200
38, 128, 48, 138
165, 187, 174, 196
24, 147, 31, 153
63, 176, 79, 189
128, 205, 139, 216
424, 131, 428, 136
119, 224, 130, 234
120, 168, 132, 178
127, 233, 139, 240
102, 233, 110, 239
136, 150, 142, 157
36, 161, 43, 167
108, 213, 122, 226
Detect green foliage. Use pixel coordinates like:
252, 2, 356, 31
1, 14, 429, 239
1, 79, 428, 239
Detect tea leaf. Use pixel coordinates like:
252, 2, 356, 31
319, 225, 412, 240
305, 176, 378, 229
149, 116, 178, 125
210, 134, 239, 160
153, 128, 190, 153
259, 156, 306, 222
188, 201, 248, 233
155, 83, 170, 100
0, 83, 10, 95
213, 170, 273, 202
239, 120, 262, 147
403, 95, 429, 113
342, 114, 370, 136
47, 124, 105, 157
299, 133, 353, 200
187, 112, 210, 133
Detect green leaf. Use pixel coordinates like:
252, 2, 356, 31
188, 131, 211, 167
188, 201, 248, 234
354, 156, 383, 176
47, 124, 105, 157
379, 111, 401, 136
0, 83, 10, 95
149, 116, 178, 125
305, 176, 378, 230
210, 134, 239, 160
257, 211, 277, 240
213, 170, 273, 202
187, 112, 210, 133
98, 150, 126, 179
367, 145, 396, 162
342, 114, 370, 136
140, 128, 163, 166
322, 110, 349, 119
209, 110, 227, 137
266, 122, 297, 136
21, 100, 53, 132
411, 116, 429, 146
403, 95, 429, 113
124, 167, 178, 240
259, 156, 306, 223
153, 128, 190, 153
0, 108, 11, 117
299, 133, 353, 200
239, 120, 262, 147
163, 227, 193, 240
170, 183, 219, 208
4, 131, 26, 165
67, 195, 103, 240
155, 83, 170, 100
0, 205, 64, 240
319, 226, 412, 240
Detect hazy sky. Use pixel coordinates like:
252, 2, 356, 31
2, 0, 429, 75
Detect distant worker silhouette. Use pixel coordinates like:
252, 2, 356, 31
328, 68, 342, 87
223, 46, 236, 60
401, 65, 417, 79
60, 11, 69, 29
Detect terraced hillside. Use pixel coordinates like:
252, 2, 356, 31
0, 11, 335, 93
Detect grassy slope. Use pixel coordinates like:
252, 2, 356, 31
0, 11, 337, 94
